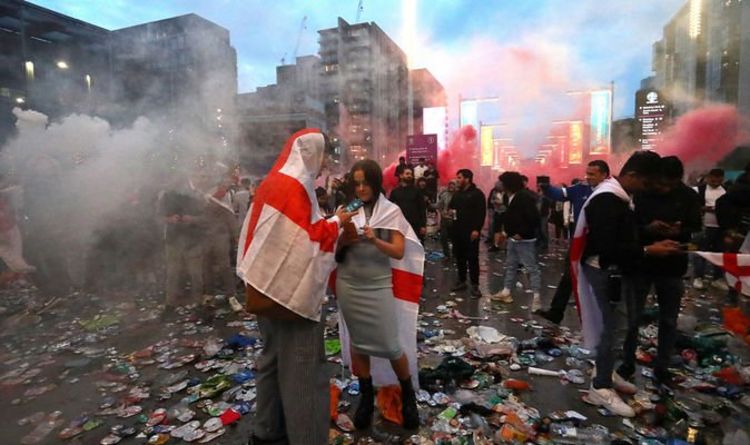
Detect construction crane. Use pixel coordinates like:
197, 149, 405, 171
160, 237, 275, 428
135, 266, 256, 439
281, 16, 307, 65
293, 15, 308, 59
356, 0, 364, 22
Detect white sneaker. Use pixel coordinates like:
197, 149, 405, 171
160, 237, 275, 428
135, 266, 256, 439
491, 288, 513, 303
585, 386, 635, 417
711, 279, 730, 291
531, 293, 542, 312
692, 278, 704, 290
612, 371, 638, 395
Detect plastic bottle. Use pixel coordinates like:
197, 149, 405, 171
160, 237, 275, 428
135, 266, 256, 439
551, 424, 608, 445
566, 357, 586, 368
534, 350, 555, 363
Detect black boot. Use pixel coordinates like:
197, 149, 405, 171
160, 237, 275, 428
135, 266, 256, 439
399, 377, 419, 429
353, 377, 375, 430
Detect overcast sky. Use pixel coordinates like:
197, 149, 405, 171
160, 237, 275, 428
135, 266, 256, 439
31, 0, 686, 121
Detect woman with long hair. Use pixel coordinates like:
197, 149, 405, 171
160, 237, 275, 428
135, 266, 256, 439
335, 159, 422, 430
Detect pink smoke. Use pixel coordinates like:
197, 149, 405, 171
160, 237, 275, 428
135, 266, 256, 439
655, 104, 748, 171
437, 125, 478, 185
381, 125, 479, 193
382, 156, 402, 191
426, 38, 576, 154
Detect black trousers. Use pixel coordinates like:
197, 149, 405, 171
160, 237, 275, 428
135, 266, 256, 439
548, 249, 573, 318
618, 274, 683, 378
453, 233, 479, 285
440, 223, 452, 257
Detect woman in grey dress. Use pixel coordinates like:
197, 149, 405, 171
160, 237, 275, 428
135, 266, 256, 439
336, 160, 419, 430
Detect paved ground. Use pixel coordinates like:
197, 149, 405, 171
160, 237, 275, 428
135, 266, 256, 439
0, 238, 748, 444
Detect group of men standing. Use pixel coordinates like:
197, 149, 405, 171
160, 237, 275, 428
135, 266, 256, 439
388, 150, 750, 417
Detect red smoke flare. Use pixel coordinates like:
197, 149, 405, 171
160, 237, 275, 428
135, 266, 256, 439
655, 104, 747, 170
382, 155, 402, 191
437, 125, 478, 185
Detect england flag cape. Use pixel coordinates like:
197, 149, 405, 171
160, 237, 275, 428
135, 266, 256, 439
236, 129, 341, 322
570, 177, 631, 353
695, 234, 750, 296
334, 194, 424, 387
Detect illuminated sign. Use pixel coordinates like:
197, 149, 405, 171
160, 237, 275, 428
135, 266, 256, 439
406, 134, 438, 165
423, 107, 447, 150
558, 136, 568, 164
635, 89, 670, 150
492, 140, 503, 171
480, 126, 494, 166
589, 89, 611, 155
568, 121, 583, 164
460, 100, 478, 130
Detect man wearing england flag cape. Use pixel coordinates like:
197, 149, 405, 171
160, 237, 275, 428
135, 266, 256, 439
236, 129, 355, 445
570, 150, 680, 418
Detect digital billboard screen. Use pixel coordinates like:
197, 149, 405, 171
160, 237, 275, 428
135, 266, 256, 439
568, 121, 584, 164
589, 89, 612, 155
423, 107, 447, 150
480, 126, 494, 166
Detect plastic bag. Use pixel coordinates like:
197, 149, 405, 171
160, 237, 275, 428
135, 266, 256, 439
375, 385, 403, 426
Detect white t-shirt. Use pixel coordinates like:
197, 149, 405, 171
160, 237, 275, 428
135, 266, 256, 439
694, 185, 726, 228
414, 165, 428, 179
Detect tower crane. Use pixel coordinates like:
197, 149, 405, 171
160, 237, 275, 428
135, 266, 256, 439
281, 15, 307, 65
293, 15, 308, 59
356, 0, 364, 22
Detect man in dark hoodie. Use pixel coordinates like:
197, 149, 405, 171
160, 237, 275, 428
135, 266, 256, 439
716, 162, 750, 304
617, 156, 701, 389
716, 162, 750, 241
578, 151, 680, 418
389, 166, 427, 242
449, 169, 486, 298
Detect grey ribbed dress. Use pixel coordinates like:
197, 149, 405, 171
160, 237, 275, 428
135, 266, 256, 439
336, 206, 402, 360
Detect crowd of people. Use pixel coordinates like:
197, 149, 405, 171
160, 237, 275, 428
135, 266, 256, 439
2, 127, 750, 444
236, 129, 750, 444
0, 160, 262, 311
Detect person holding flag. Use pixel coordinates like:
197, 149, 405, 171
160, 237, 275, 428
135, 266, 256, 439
334, 159, 424, 430
237, 129, 355, 445
571, 151, 679, 417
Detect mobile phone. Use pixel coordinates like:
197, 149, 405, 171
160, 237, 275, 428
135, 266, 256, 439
344, 199, 364, 212
679, 242, 697, 251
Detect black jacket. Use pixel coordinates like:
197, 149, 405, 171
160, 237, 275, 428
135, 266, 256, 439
389, 184, 426, 233
634, 184, 702, 276
501, 189, 540, 239
449, 183, 486, 236
716, 180, 750, 235
582, 191, 643, 273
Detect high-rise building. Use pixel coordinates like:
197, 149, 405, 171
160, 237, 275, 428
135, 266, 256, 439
236, 56, 326, 173
651, 0, 707, 116
651, 0, 750, 117
704, 0, 750, 117
110, 14, 238, 131
0, 0, 111, 142
318, 17, 409, 165
410, 68, 447, 134
0, 2, 238, 148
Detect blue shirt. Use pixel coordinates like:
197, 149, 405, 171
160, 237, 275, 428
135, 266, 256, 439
543, 182, 593, 224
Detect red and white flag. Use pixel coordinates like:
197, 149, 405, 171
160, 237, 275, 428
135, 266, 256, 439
694, 251, 750, 296
334, 194, 424, 387
570, 177, 632, 353
236, 129, 341, 321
